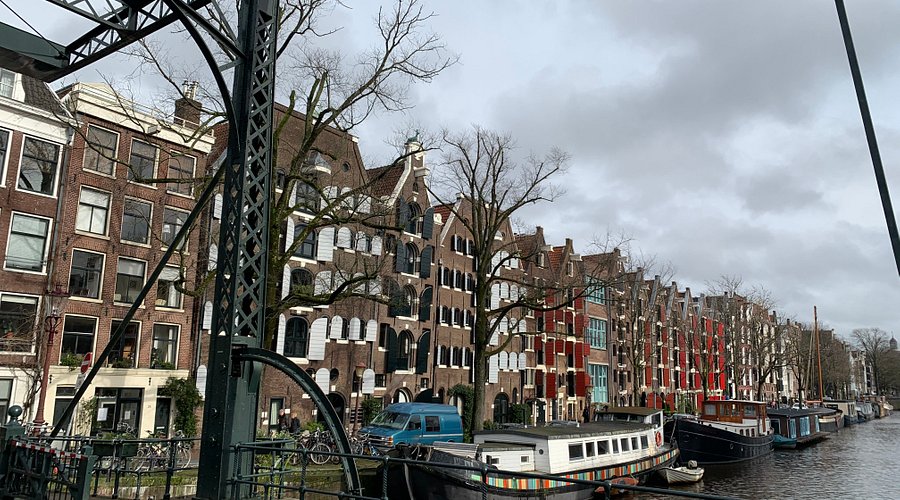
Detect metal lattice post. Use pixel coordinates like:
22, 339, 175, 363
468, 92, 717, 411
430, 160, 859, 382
196, 0, 277, 497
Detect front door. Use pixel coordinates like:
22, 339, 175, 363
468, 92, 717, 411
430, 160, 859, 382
154, 397, 172, 437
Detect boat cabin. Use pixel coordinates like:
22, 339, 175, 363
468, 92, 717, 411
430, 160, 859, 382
768, 408, 827, 446
474, 408, 668, 475
699, 400, 770, 437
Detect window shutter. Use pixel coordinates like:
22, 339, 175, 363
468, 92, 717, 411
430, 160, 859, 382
394, 242, 407, 273
336, 227, 352, 248
276, 315, 286, 355
415, 330, 430, 374
314, 271, 331, 296
490, 284, 500, 310
418, 286, 433, 321
284, 218, 294, 252
575, 343, 584, 369
422, 207, 434, 239
518, 352, 526, 370
499, 352, 508, 371
208, 244, 218, 270
317, 227, 335, 261
396, 200, 410, 229
508, 351, 518, 371
281, 265, 290, 299
213, 193, 222, 219
576, 371, 587, 397
419, 246, 433, 278
349, 318, 362, 341
362, 369, 375, 394
371, 236, 383, 256
365, 320, 378, 342
545, 371, 557, 398
488, 354, 499, 383
308, 318, 328, 360
315, 368, 330, 394
546, 340, 555, 367
355, 232, 368, 252
330, 316, 344, 339
202, 301, 213, 330
385, 327, 399, 372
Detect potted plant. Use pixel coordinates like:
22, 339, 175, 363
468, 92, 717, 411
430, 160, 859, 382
59, 352, 83, 371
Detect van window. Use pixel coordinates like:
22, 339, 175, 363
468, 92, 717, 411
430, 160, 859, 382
425, 415, 441, 432
371, 411, 409, 429
407, 414, 422, 431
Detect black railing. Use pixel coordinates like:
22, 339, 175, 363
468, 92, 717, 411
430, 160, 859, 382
0, 439, 94, 499
229, 440, 738, 500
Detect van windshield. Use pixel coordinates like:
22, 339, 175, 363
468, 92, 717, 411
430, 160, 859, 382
370, 411, 409, 429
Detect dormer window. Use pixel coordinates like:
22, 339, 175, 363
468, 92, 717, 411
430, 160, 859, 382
567, 262, 574, 277
0, 70, 14, 98
538, 253, 546, 267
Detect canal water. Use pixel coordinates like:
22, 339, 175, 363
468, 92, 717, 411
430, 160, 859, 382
642, 415, 900, 499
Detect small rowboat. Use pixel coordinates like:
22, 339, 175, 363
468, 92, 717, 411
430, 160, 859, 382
658, 461, 704, 485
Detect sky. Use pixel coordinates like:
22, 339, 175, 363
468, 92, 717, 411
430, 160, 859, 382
5, 0, 900, 338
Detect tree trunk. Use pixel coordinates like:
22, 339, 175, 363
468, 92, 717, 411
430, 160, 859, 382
472, 343, 487, 434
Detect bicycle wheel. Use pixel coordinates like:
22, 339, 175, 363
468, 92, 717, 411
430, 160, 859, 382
177, 446, 191, 468
133, 448, 150, 471
309, 442, 331, 465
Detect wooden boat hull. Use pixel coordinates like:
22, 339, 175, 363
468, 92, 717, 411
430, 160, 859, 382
388, 447, 679, 500
818, 415, 843, 433
657, 466, 704, 485
665, 418, 773, 465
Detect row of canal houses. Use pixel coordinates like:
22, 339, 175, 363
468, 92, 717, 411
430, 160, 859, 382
0, 70, 803, 436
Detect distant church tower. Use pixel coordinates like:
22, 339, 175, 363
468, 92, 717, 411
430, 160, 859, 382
891, 336, 898, 351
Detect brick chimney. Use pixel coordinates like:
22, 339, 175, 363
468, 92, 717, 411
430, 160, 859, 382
174, 81, 202, 129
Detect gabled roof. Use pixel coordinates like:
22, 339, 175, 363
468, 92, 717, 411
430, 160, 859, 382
548, 246, 564, 270
433, 203, 453, 224
367, 163, 405, 197
24, 75, 66, 116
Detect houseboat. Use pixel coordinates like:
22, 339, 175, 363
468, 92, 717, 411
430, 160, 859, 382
394, 407, 678, 500
768, 408, 829, 449
664, 400, 773, 465
810, 407, 843, 433
856, 402, 875, 422
823, 400, 857, 427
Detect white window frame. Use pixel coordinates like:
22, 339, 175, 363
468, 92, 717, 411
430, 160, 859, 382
4, 211, 52, 274
165, 152, 196, 197
127, 139, 158, 185
120, 197, 153, 247
114, 257, 147, 305
75, 186, 111, 236
82, 124, 120, 178
15, 135, 62, 198
60, 314, 99, 361
151, 322, 180, 369
161, 206, 190, 250
108, 319, 141, 368
68, 248, 106, 301
0, 69, 15, 99
155, 266, 183, 310
0, 291, 40, 354
0, 127, 11, 188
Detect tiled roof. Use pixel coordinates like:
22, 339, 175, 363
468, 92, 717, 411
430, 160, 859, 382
548, 246, 564, 270
433, 203, 453, 223
367, 163, 404, 197
24, 75, 66, 116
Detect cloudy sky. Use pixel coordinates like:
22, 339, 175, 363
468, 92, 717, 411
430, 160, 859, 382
6, 1, 900, 337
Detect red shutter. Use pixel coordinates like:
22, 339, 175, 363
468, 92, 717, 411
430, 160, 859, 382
565, 311, 574, 325
546, 372, 557, 398
646, 366, 653, 385
575, 372, 586, 397
574, 315, 584, 336
574, 296, 584, 310
680, 371, 688, 388
659, 305, 666, 322
694, 373, 701, 388
662, 347, 669, 363
536, 369, 545, 397
705, 318, 713, 332
584, 339, 591, 356
575, 343, 584, 369
545, 340, 555, 366
556, 309, 565, 323
535, 338, 543, 352
565, 341, 573, 355
719, 373, 726, 390
661, 327, 667, 343
663, 368, 670, 386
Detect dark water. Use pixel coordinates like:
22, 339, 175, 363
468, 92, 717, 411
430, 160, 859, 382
641, 416, 900, 499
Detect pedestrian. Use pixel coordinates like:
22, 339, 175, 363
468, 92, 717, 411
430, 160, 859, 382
290, 416, 301, 434
582, 406, 590, 423
277, 409, 290, 433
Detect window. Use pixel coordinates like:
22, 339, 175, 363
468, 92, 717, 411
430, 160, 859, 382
293, 224, 316, 259
425, 415, 441, 432
68, 250, 104, 299
61, 316, 96, 357
588, 363, 609, 404
597, 440, 609, 455
167, 153, 195, 196
612, 439, 619, 453
83, 125, 118, 175
586, 441, 596, 457
121, 199, 151, 244
568, 443, 584, 460
156, 266, 182, 309
6, 213, 49, 272
290, 268, 313, 293
128, 140, 157, 180
0, 294, 38, 352
295, 182, 319, 213
152, 324, 178, 368
284, 317, 309, 358
405, 203, 422, 235
162, 208, 188, 249
115, 258, 145, 304
404, 243, 418, 274
18, 137, 60, 195
0, 129, 8, 182
620, 438, 630, 452
108, 320, 139, 368
0, 69, 13, 98
0, 379, 11, 420
587, 318, 607, 349
76, 187, 110, 235
586, 277, 605, 304
631, 437, 639, 450
268, 398, 284, 433
640, 435, 649, 449
397, 330, 413, 370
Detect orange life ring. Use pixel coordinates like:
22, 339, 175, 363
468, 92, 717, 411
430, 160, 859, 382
655, 431, 663, 446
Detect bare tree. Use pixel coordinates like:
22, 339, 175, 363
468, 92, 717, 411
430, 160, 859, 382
852, 327, 891, 394
429, 125, 573, 433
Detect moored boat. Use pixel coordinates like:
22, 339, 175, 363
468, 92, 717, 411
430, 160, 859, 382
810, 407, 843, 433
657, 461, 704, 485
768, 408, 828, 448
664, 400, 773, 465
392, 407, 678, 500
772, 434, 797, 449
823, 400, 857, 427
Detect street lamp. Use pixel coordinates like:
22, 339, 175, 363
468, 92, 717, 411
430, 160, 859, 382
33, 284, 70, 433
352, 364, 366, 433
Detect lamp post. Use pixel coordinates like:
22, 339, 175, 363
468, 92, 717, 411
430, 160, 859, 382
352, 364, 366, 433
33, 284, 70, 433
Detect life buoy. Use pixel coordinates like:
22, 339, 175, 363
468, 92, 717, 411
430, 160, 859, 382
655, 431, 662, 446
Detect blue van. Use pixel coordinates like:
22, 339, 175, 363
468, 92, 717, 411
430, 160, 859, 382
358, 403, 463, 449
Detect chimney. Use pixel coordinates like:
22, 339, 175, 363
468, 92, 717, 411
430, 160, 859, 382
174, 80, 202, 129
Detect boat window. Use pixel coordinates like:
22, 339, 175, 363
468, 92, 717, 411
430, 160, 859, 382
612, 440, 619, 453
585, 441, 596, 457
406, 414, 422, 431
568, 443, 584, 460
640, 435, 649, 449
520, 455, 530, 463
485, 455, 499, 465
598, 441, 609, 455
652, 413, 662, 427
425, 416, 441, 432
631, 437, 639, 450
743, 405, 757, 418
703, 403, 716, 416
370, 411, 409, 430
620, 438, 630, 452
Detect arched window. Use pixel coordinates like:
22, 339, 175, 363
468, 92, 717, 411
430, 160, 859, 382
402, 285, 417, 318
397, 330, 414, 370
412, 181, 419, 193
455, 270, 463, 289
293, 224, 316, 259
441, 306, 451, 325
442, 267, 451, 286
290, 268, 313, 293
295, 181, 320, 214
284, 317, 309, 358
406, 203, 422, 235
405, 243, 419, 274
393, 388, 411, 403
493, 393, 510, 424
275, 169, 286, 190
